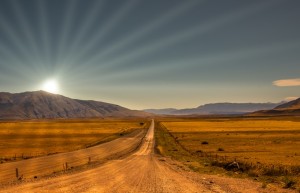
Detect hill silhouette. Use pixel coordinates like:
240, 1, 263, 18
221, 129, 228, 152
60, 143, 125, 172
0, 91, 150, 119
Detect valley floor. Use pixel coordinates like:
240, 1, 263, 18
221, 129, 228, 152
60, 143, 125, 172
1, 120, 296, 193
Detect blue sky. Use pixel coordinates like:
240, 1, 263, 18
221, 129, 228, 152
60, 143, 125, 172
0, 0, 299, 109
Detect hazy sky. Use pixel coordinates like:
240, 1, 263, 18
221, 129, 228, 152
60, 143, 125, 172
0, 0, 300, 109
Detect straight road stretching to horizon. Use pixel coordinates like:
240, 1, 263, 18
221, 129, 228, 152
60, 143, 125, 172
0, 120, 294, 193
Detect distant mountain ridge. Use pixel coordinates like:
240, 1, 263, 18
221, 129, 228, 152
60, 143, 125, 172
250, 97, 300, 116
143, 108, 178, 115
274, 98, 300, 110
144, 102, 282, 115
0, 91, 150, 119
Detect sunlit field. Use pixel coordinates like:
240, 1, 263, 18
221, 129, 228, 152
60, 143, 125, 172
0, 119, 146, 162
162, 119, 300, 166
155, 117, 300, 189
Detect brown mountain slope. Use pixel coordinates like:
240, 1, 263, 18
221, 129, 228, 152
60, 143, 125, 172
249, 97, 300, 116
0, 91, 150, 119
274, 98, 300, 110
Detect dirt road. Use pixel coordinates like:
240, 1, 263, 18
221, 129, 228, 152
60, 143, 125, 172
0, 120, 295, 193
0, 128, 146, 184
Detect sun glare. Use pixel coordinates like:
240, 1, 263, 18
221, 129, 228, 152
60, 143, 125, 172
42, 79, 59, 94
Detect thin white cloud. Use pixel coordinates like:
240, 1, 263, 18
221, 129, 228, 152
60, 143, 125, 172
273, 78, 300, 87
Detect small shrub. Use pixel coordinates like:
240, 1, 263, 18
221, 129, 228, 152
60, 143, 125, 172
261, 182, 267, 189
225, 161, 240, 171
282, 177, 296, 189
291, 166, 300, 174
201, 141, 209, 145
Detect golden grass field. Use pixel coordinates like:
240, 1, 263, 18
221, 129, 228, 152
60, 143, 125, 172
0, 119, 146, 162
155, 117, 300, 189
162, 119, 300, 167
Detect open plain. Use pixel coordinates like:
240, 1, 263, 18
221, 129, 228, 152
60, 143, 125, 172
0, 119, 297, 192
0, 119, 146, 162
161, 118, 300, 166
156, 117, 300, 190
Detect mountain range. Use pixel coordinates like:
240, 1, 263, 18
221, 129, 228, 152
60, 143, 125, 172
0, 91, 150, 119
249, 97, 300, 116
144, 102, 282, 115
0, 91, 299, 119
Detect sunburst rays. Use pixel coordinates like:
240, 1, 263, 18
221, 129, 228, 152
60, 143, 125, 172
68, 0, 283, 81
36, 0, 52, 68
0, 0, 282, 80
10, 0, 41, 66
0, 0, 299, 105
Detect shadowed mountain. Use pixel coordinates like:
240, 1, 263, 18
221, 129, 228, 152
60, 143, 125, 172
250, 97, 300, 116
274, 98, 300, 110
0, 91, 151, 119
143, 108, 178, 115
144, 103, 281, 115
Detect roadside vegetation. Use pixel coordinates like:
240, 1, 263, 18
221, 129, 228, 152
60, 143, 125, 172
155, 118, 300, 190
0, 119, 148, 163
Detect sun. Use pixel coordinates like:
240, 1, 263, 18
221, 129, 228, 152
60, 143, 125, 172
42, 79, 59, 94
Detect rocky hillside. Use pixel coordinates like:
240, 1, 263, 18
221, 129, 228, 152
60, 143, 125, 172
0, 91, 150, 119
249, 97, 300, 116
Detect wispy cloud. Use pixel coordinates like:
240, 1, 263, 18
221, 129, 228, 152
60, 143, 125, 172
273, 78, 300, 87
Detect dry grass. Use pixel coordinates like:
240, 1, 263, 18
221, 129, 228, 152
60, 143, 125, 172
162, 119, 300, 166
0, 119, 147, 162
156, 117, 300, 190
